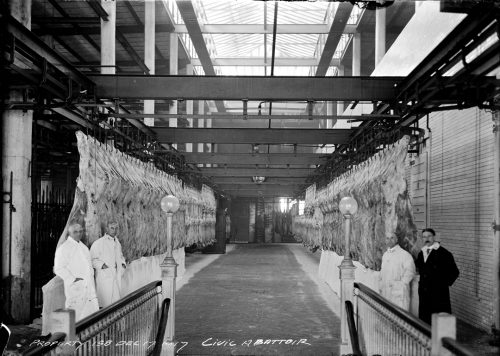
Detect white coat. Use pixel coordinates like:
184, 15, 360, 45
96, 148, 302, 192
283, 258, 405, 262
53, 237, 99, 321
90, 234, 126, 308
379, 244, 416, 311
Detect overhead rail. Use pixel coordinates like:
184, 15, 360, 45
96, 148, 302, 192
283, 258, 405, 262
101, 112, 400, 121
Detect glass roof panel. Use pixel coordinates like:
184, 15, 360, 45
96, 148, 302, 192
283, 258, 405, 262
188, 0, 358, 77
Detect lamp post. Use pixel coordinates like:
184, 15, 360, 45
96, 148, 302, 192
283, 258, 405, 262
160, 195, 180, 355
338, 196, 358, 355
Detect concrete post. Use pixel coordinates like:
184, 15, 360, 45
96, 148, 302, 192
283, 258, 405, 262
338, 215, 356, 355
100, 0, 116, 75
169, 33, 179, 145
144, 0, 155, 126
198, 101, 205, 167
161, 212, 177, 356
375, 8, 386, 66
206, 116, 212, 168
352, 33, 361, 76
185, 64, 194, 153
336, 65, 345, 118
430, 313, 456, 356
1, 0, 32, 324
48, 309, 77, 355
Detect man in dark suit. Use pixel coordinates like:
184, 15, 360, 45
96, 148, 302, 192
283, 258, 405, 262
416, 228, 460, 324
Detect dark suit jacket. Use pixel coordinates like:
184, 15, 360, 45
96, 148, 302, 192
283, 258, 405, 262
416, 246, 459, 324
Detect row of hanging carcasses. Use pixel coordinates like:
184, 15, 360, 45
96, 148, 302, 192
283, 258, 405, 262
292, 136, 420, 271
62, 131, 217, 261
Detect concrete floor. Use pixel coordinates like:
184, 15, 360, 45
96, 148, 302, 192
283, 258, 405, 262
175, 243, 341, 356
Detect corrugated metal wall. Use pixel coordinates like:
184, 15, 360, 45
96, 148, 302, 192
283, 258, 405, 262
421, 107, 495, 331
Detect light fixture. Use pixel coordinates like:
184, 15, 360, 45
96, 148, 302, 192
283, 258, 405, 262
161, 195, 180, 214
339, 196, 358, 216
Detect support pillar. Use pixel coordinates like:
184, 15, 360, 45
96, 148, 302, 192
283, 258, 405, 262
1, 0, 33, 323
206, 115, 212, 168
100, 0, 116, 75
197, 101, 205, 167
493, 97, 500, 332
185, 64, 194, 153
375, 8, 386, 66
169, 33, 178, 148
336, 65, 345, 118
352, 33, 361, 76
203, 198, 228, 254
144, 0, 155, 126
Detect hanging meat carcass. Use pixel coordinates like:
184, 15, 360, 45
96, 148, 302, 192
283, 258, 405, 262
58, 131, 217, 261
292, 135, 419, 270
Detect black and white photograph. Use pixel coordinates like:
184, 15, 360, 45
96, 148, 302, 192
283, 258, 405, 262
1, 0, 499, 355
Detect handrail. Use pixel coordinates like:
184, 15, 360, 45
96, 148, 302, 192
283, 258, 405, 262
76, 280, 162, 332
22, 332, 66, 356
148, 298, 171, 356
345, 301, 362, 356
354, 282, 431, 336
442, 337, 477, 356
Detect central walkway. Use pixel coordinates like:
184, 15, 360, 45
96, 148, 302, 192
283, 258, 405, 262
175, 244, 341, 355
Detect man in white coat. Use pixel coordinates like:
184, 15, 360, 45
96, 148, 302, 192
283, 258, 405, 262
54, 223, 99, 321
379, 232, 416, 311
90, 221, 127, 308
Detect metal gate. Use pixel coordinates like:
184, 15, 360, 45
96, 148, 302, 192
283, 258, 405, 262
31, 187, 73, 319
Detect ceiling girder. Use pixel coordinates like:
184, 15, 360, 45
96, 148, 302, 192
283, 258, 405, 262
315, 2, 354, 77
181, 153, 325, 165
212, 177, 307, 185
177, 23, 358, 34
191, 167, 312, 178
32, 24, 174, 36
224, 187, 300, 197
88, 75, 403, 101
154, 128, 351, 145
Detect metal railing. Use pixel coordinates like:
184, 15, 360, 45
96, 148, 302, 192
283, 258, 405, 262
345, 301, 362, 356
442, 337, 477, 356
74, 281, 163, 355
148, 298, 171, 356
354, 282, 432, 356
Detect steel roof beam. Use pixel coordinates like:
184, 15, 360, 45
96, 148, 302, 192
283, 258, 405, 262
212, 177, 308, 185
32, 24, 174, 36
190, 58, 340, 67
315, 2, 354, 77
154, 128, 351, 144
175, 0, 225, 112
88, 75, 402, 101
173, 23, 357, 34
192, 167, 312, 178
181, 153, 325, 165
